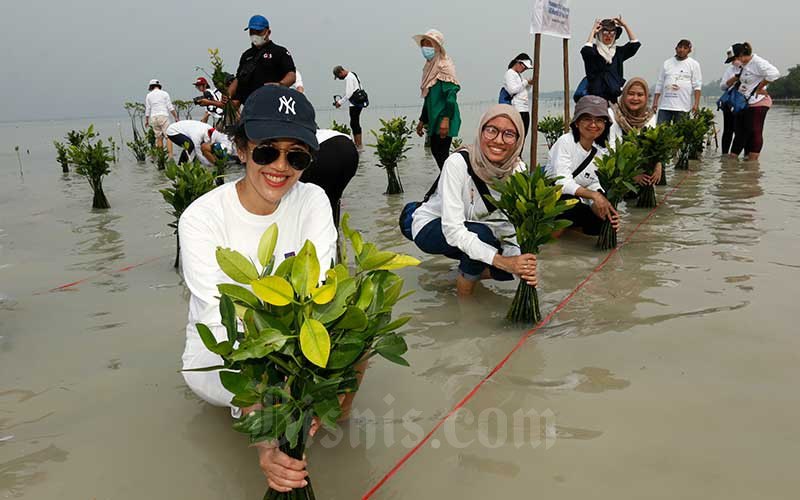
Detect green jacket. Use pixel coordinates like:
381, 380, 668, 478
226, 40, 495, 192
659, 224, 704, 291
419, 80, 461, 138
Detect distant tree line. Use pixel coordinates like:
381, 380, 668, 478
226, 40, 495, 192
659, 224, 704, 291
769, 64, 800, 99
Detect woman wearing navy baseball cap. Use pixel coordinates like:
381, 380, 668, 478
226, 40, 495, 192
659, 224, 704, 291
179, 85, 336, 493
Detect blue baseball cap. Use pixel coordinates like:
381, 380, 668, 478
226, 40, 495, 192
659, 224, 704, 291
245, 15, 269, 31
242, 86, 319, 150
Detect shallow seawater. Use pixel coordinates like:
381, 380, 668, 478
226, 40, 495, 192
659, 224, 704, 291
1, 103, 799, 499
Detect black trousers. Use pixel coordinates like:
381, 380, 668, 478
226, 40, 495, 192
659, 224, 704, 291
167, 133, 194, 164
721, 107, 736, 154
429, 134, 452, 170
349, 106, 363, 135
300, 136, 359, 225
557, 195, 603, 236
519, 111, 531, 140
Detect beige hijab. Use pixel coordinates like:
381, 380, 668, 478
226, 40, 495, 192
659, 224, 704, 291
413, 29, 460, 98
462, 104, 525, 185
611, 77, 655, 133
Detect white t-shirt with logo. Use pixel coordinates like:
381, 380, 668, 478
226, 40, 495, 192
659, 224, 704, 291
179, 180, 336, 409
655, 56, 703, 112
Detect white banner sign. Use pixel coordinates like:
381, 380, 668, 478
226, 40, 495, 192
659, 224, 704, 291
530, 0, 572, 39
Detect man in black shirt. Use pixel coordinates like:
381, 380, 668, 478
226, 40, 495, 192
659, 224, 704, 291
228, 15, 296, 104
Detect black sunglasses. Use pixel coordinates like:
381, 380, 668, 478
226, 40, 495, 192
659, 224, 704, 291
251, 144, 314, 171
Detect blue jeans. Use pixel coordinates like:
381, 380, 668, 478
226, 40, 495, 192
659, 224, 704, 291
656, 109, 688, 125
414, 219, 513, 281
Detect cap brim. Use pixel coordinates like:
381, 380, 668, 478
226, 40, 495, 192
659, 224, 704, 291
244, 120, 319, 151
522, 62, 533, 70
724, 55, 735, 64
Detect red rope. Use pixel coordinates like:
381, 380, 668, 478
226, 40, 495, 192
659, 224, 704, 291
34, 255, 167, 295
361, 171, 694, 499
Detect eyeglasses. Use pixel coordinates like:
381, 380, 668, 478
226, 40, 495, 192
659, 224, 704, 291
251, 143, 314, 171
482, 125, 519, 144
579, 116, 608, 126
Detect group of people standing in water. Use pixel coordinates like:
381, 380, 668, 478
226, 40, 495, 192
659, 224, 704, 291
175, 15, 782, 493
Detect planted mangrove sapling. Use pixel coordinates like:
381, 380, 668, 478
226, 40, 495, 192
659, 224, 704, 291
54, 141, 69, 172
369, 116, 415, 194
450, 137, 463, 152
67, 125, 113, 209
624, 124, 681, 207
149, 145, 168, 170
330, 120, 351, 136
538, 115, 566, 149
160, 159, 216, 268
593, 139, 645, 250
186, 214, 419, 500
487, 168, 577, 323
173, 100, 195, 120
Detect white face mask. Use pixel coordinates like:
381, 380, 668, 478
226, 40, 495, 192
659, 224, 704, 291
250, 34, 266, 47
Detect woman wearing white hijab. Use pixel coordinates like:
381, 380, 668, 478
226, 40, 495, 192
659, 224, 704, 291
411, 104, 538, 296
580, 17, 640, 103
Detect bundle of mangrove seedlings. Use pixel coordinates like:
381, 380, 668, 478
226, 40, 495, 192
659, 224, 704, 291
594, 140, 644, 250
625, 124, 681, 207
187, 214, 418, 499
160, 159, 216, 268
487, 168, 576, 323
369, 116, 415, 194
538, 115, 566, 149
671, 114, 710, 169
330, 120, 351, 136
208, 48, 239, 132
66, 125, 113, 209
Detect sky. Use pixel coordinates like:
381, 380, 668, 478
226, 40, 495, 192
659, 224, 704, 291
2, 0, 798, 122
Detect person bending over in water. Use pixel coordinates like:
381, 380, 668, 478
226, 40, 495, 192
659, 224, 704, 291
179, 86, 340, 493
545, 95, 620, 238
410, 104, 538, 296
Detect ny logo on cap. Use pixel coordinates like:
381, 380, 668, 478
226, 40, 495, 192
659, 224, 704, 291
278, 96, 296, 115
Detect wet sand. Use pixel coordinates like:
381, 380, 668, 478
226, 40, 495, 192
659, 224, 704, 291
1, 103, 799, 498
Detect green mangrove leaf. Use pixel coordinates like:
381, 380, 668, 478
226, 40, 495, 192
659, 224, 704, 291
251, 276, 294, 306
219, 294, 238, 343
336, 305, 368, 331
216, 247, 258, 284
299, 318, 331, 368
311, 283, 336, 305
291, 240, 320, 298
257, 223, 279, 268
217, 284, 260, 308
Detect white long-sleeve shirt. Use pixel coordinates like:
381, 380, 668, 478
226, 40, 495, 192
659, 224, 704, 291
738, 54, 780, 105
654, 57, 703, 112
720, 64, 739, 92
336, 71, 360, 107
503, 69, 530, 113
544, 133, 608, 204
411, 152, 522, 265
145, 88, 175, 117
179, 181, 337, 409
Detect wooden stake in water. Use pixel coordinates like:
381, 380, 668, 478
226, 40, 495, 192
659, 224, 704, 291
14, 146, 23, 178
